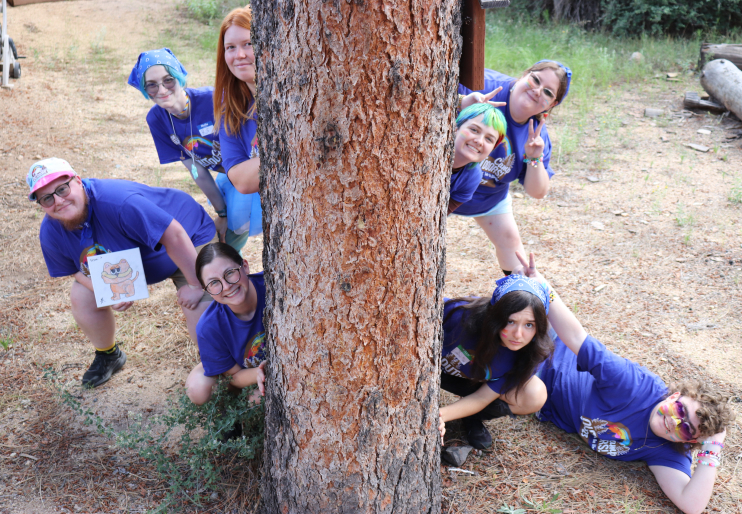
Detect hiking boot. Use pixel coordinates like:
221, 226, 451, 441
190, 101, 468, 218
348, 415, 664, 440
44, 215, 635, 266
463, 417, 492, 450
82, 347, 127, 388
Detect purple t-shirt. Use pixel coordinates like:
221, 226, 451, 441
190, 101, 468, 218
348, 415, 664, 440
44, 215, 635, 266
146, 87, 223, 172
219, 99, 258, 175
538, 335, 691, 475
450, 163, 484, 205
39, 178, 215, 284
455, 69, 555, 215
442, 299, 522, 394
196, 272, 266, 377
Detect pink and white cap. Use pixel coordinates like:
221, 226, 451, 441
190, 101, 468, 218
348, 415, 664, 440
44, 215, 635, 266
27, 157, 78, 201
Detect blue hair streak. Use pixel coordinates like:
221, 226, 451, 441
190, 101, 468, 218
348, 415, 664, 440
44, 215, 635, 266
138, 64, 187, 99
455, 103, 507, 170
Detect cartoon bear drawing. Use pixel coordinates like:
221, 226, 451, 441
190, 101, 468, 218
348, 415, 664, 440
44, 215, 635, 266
101, 259, 139, 301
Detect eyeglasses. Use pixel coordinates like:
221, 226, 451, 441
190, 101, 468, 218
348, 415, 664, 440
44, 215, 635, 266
144, 76, 177, 95
37, 179, 74, 208
204, 265, 243, 295
660, 400, 696, 442
526, 73, 556, 103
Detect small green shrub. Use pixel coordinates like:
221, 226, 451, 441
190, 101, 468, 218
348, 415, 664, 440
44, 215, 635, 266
729, 178, 742, 205
183, 0, 248, 23
45, 369, 264, 510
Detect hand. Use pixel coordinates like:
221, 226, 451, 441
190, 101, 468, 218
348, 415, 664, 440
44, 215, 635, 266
214, 215, 228, 244
177, 284, 205, 310
256, 361, 266, 397
524, 118, 546, 159
513, 251, 545, 281
460, 87, 506, 110
111, 301, 133, 312
438, 412, 446, 445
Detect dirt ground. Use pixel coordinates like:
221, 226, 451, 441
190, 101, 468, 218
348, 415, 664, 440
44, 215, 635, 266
0, 1, 740, 513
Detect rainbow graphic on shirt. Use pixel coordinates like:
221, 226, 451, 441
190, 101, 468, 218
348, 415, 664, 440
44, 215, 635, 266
607, 422, 632, 447
182, 136, 213, 153
243, 332, 266, 368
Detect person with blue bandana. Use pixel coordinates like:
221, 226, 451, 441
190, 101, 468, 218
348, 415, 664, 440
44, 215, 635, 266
455, 61, 572, 275
128, 48, 262, 253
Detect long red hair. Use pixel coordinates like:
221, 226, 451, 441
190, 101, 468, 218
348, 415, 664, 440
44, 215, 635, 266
214, 6, 256, 137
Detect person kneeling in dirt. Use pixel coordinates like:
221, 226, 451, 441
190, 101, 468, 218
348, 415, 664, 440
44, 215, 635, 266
28, 158, 216, 388
514, 252, 733, 514
185, 243, 266, 407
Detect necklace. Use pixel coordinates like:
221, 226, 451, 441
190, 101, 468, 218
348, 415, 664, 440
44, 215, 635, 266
167, 93, 199, 180
632, 412, 667, 451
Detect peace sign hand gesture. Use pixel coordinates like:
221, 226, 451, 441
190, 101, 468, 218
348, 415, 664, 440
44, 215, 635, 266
460, 87, 506, 110
524, 118, 546, 159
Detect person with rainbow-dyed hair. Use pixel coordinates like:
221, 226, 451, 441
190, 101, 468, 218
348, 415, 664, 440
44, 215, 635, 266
127, 48, 262, 254
454, 61, 572, 276
448, 103, 507, 215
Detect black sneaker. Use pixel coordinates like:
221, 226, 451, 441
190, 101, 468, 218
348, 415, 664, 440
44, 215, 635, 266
463, 417, 492, 450
82, 347, 127, 388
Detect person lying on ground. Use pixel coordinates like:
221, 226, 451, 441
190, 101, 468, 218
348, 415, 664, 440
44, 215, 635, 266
185, 243, 266, 407
213, 6, 261, 196
438, 273, 553, 449
454, 60, 571, 275
28, 158, 216, 388
448, 102, 507, 215
128, 47, 262, 252
513, 251, 733, 514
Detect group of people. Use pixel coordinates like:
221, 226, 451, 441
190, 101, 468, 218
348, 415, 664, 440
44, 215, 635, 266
26, 5, 732, 513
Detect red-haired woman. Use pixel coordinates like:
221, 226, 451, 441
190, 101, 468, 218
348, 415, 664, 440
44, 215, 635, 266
214, 6, 260, 196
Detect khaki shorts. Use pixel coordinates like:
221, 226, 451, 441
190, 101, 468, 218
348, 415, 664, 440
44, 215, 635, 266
168, 237, 217, 304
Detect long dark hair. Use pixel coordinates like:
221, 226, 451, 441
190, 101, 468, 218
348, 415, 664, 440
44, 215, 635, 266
195, 242, 243, 289
443, 291, 552, 398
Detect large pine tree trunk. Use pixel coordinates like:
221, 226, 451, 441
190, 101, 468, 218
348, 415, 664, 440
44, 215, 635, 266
252, 1, 460, 512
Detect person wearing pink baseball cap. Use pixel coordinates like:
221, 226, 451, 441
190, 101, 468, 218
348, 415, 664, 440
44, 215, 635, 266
28, 158, 216, 388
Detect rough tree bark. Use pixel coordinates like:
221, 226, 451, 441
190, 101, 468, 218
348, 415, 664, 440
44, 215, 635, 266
252, 0, 461, 512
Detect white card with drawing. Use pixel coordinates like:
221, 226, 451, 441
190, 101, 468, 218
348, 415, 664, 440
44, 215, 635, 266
87, 248, 149, 308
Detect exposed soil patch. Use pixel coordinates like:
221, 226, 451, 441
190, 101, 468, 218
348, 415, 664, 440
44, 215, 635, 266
0, 1, 740, 513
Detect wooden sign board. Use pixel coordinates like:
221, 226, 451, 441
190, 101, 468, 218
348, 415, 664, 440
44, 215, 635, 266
459, 0, 509, 91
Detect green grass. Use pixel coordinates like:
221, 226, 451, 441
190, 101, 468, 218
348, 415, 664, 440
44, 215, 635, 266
729, 178, 742, 205
182, 0, 247, 24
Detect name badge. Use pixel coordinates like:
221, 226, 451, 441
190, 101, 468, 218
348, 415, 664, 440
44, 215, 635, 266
451, 346, 471, 365
198, 122, 214, 137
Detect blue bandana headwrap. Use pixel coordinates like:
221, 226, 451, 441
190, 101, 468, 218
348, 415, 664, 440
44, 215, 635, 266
534, 60, 572, 104
490, 274, 549, 315
127, 48, 188, 92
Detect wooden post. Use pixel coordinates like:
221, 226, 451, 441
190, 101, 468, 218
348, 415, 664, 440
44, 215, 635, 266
459, 0, 485, 91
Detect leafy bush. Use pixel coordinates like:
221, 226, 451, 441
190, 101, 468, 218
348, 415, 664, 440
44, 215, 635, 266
183, 0, 248, 23
506, 0, 742, 37
46, 370, 264, 510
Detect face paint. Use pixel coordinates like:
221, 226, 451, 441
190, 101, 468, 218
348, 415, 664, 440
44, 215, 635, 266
658, 401, 695, 442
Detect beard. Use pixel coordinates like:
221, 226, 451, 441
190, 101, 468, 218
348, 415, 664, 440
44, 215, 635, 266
60, 195, 89, 231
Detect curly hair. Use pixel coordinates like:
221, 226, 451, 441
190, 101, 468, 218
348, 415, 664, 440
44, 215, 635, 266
666, 379, 735, 454
443, 291, 553, 398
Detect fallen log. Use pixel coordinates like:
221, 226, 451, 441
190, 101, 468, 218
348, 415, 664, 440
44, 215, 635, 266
699, 43, 742, 71
700, 59, 742, 121
683, 92, 726, 114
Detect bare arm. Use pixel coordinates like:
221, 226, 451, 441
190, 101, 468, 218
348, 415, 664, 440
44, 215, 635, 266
74, 271, 133, 312
227, 156, 260, 195
649, 465, 717, 514
182, 159, 228, 243
522, 119, 550, 199
447, 198, 463, 215
224, 361, 266, 395
159, 219, 203, 310
439, 382, 499, 423
513, 252, 587, 355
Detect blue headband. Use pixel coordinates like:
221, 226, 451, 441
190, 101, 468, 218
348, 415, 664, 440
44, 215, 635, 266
127, 48, 188, 90
490, 274, 549, 315
534, 60, 572, 104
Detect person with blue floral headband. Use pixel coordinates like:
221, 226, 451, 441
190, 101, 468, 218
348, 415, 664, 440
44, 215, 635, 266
438, 266, 553, 449
452, 60, 572, 276
127, 47, 262, 253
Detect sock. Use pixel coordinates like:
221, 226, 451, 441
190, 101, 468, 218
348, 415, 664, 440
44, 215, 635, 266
502, 269, 512, 276
97, 342, 117, 354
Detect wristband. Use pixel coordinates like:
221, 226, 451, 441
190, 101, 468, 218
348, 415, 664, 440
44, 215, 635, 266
523, 154, 542, 167
457, 94, 466, 111
216, 209, 228, 218
702, 441, 724, 448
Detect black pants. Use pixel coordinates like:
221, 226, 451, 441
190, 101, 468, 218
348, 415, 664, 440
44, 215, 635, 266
440, 373, 512, 421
